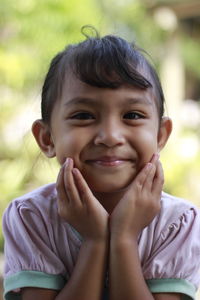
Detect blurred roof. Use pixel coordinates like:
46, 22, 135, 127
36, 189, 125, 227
145, 0, 200, 19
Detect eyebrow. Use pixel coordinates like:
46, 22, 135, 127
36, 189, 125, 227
125, 97, 152, 106
64, 97, 98, 107
64, 96, 152, 108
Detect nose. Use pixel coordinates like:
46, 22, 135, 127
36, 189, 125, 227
94, 119, 126, 147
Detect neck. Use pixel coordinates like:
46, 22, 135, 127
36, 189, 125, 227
93, 189, 127, 214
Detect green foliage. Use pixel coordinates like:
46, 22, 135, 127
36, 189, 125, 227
0, 0, 104, 91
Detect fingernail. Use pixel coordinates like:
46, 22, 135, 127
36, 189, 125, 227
72, 168, 79, 175
146, 162, 152, 169
65, 158, 70, 165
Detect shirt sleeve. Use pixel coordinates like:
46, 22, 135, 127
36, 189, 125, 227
3, 199, 67, 299
143, 206, 200, 299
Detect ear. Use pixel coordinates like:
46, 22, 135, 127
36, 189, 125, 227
32, 119, 56, 158
157, 117, 173, 152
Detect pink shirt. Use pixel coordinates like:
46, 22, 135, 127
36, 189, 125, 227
3, 183, 200, 299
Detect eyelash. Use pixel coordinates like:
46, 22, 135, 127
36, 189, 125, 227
70, 112, 95, 120
70, 111, 144, 120
123, 112, 144, 120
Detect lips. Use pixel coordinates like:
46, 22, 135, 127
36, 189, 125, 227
86, 156, 131, 167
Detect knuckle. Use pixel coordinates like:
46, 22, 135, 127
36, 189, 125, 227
153, 201, 161, 214
58, 207, 64, 217
64, 181, 71, 193
160, 177, 165, 186
58, 207, 68, 220
147, 198, 161, 214
56, 181, 61, 191
136, 180, 143, 190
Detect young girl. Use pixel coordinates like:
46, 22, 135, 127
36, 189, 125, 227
3, 27, 200, 300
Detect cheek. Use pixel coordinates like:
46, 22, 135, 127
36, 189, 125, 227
58, 132, 90, 163
136, 130, 159, 163
144, 132, 158, 151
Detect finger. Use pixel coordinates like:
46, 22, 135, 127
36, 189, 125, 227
63, 158, 82, 205
72, 168, 95, 205
152, 160, 164, 195
56, 163, 69, 203
142, 153, 159, 188
134, 162, 154, 189
142, 163, 157, 191
134, 153, 159, 185
150, 153, 160, 165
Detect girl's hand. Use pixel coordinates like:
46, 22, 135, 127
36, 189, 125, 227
56, 158, 109, 242
110, 154, 163, 241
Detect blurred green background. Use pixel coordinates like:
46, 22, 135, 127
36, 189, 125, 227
0, 0, 200, 296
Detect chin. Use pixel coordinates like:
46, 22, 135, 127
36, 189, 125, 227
87, 177, 133, 194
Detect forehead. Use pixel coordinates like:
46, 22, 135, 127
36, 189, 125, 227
59, 74, 158, 109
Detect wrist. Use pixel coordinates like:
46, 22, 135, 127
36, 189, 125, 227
110, 233, 138, 249
110, 224, 140, 243
81, 238, 109, 261
83, 234, 109, 248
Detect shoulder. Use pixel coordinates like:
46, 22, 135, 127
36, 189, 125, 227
2, 183, 64, 249
3, 183, 82, 277
3, 183, 57, 221
2, 184, 82, 298
150, 191, 200, 246
161, 191, 199, 213
140, 192, 200, 243
158, 192, 200, 228
140, 192, 200, 290
3, 183, 81, 246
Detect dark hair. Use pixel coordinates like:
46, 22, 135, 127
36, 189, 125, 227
41, 26, 165, 124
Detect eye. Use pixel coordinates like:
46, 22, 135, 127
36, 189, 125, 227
123, 112, 144, 120
70, 112, 95, 120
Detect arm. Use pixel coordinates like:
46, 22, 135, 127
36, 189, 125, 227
22, 158, 109, 300
109, 239, 181, 300
109, 154, 181, 300
22, 289, 181, 300
22, 240, 108, 300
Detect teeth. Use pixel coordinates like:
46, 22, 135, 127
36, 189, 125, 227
92, 160, 125, 166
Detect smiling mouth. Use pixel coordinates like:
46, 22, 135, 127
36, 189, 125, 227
86, 157, 131, 167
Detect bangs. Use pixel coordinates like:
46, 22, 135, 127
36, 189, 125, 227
66, 36, 152, 89
41, 29, 164, 124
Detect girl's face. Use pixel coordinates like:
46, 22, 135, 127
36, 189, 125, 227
47, 75, 171, 193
